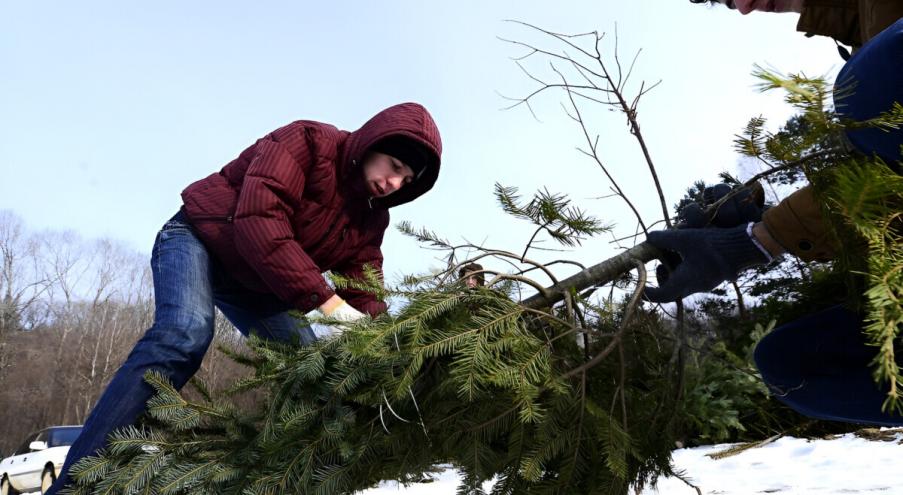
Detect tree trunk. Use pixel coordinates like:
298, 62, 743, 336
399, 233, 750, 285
522, 242, 662, 309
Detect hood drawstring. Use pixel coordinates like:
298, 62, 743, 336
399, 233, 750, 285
354, 159, 376, 210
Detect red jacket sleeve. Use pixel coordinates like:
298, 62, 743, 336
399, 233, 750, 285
333, 234, 389, 317
232, 130, 336, 313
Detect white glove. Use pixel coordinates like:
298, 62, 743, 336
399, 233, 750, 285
325, 300, 367, 323
317, 298, 368, 339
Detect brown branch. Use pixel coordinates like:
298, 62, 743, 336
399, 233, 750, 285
561, 259, 647, 379
553, 64, 649, 233
487, 274, 552, 300
522, 221, 552, 261
504, 21, 602, 70
459, 249, 560, 286
497, 35, 605, 81
608, 219, 668, 244
700, 148, 837, 226
522, 306, 584, 332
506, 21, 671, 230
582, 27, 672, 228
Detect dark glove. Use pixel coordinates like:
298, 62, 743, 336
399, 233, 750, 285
678, 182, 765, 229
643, 223, 770, 303
656, 182, 766, 283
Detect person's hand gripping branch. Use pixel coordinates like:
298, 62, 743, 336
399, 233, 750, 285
318, 294, 369, 338
644, 182, 778, 303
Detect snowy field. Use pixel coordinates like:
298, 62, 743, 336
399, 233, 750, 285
361, 430, 903, 494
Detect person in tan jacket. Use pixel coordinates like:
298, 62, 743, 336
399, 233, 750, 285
645, 1, 903, 424
756, 0, 903, 263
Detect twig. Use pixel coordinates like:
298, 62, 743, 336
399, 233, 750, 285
487, 274, 552, 299
561, 259, 646, 379
702, 149, 837, 226
669, 471, 703, 495
706, 433, 783, 460
522, 221, 552, 260
554, 64, 649, 233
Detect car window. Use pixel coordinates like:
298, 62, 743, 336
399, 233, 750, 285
48, 427, 83, 447
13, 432, 38, 455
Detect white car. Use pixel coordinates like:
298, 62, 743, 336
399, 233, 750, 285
0, 426, 82, 495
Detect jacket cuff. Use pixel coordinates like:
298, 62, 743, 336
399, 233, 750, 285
762, 186, 836, 262
292, 283, 337, 314
797, 0, 862, 46
358, 299, 388, 318
747, 222, 776, 263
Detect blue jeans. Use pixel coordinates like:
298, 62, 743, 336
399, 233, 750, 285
48, 211, 317, 494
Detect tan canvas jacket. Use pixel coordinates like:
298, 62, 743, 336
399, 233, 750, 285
762, 0, 903, 261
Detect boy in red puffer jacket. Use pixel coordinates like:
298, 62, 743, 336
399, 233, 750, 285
47, 102, 442, 494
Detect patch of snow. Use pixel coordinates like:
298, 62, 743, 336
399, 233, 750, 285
358, 431, 903, 494
645, 432, 903, 494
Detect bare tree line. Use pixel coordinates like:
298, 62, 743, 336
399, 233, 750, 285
0, 210, 252, 455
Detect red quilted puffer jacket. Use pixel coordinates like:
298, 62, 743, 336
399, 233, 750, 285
180, 103, 442, 316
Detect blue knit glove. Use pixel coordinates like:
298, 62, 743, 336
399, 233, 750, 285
656, 183, 766, 284
677, 183, 765, 229
644, 223, 770, 303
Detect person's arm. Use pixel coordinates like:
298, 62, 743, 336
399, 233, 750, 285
761, 186, 836, 262
315, 239, 387, 339
796, 0, 862, 46
330, 238, 389, 318
643, 221, 772, 303
232, 124, 337, 314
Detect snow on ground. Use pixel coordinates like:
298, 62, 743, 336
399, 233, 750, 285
645, 431, 903, 495
360, 430, 903, 494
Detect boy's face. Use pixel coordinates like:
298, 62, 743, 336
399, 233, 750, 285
361, 152, 415, 198
717, 0, 803, 14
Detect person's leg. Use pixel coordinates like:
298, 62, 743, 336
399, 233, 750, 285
209, 264, 318, 345
835, 17, 903, 166
754, 304, 903, 426
48, 212, 217, 494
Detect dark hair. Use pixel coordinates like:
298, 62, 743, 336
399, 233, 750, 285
689, 0, 726, 5
458, 263, 485, 286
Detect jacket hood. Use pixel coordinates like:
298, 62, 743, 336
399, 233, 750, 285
343, 102, 443, 209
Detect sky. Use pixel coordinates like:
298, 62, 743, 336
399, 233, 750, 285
0, 0, 843, 290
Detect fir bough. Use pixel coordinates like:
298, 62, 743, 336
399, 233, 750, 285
64, 286, 686, 494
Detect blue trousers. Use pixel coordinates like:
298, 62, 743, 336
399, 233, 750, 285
754, 17, 903, 427
835, 17, 903, 164
47, 211, 317, 494
754, 305, 903, 426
